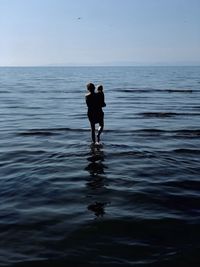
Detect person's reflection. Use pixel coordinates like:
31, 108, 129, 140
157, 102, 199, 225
88, 201, 106, 217
85, 144, 108, 217
85, 144, 106, 187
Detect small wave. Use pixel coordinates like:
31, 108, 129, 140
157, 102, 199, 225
174, 129, 200, 137
173, 148, 200, 154
19, 131, 56, 136
167, 89, 193, 93
138, 112, 178, 118
107, 128, 200, 136
18, 127, 90, 136
133, 129, 166, 137
98, 128, 166, 134
116, 88, 194, 93
136, 128, 200, 137
17, 127, 200, 138
138, 112, 200, 118
0, 90, 11, 94
116, 88, 160, 93
137, 128, 165, 133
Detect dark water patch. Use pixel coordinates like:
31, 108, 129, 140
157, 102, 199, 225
138, 128, 200, 138
139, 112, 178, 118
45, 150, 89, 160
19, 131, 57, 136
11, 219, 199, 266
96, 128, 166, 135
71, 114, 86, 119
11, 127, 200, 139
26, 106, 44, 110
0, 90, 11, 94
5, 106, 25, 109
9, 252, 200, 267
174, 129, 200, 137
162, 180, 200, 191
116, 88, 160, 93
167, 89, 193, 93
136, 128, 166, 134
173, 148, 200, 155
115, 87, 194, 93
157, 192, 200, 213
18, 127, 90, 136
8, 217, 200, 266
137, 112, 200, 118
20, 89, 50, 94
121, 128, 200, 138
7, 105, 44, 110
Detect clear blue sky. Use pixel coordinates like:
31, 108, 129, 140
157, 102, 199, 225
0, 0, 200, 66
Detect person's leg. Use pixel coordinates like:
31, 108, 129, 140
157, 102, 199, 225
97, 121, 104, 143
90, 122, 96, 143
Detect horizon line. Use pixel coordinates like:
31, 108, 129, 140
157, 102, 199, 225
1, 64, 200, 68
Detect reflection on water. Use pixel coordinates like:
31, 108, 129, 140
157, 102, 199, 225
85, 144, 106, 175
88, 201, 107, 217
85, 144, 109, 217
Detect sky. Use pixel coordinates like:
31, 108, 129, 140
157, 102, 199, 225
0, 0, 200, 66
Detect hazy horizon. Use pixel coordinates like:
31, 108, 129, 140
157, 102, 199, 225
1, 63, 200, 67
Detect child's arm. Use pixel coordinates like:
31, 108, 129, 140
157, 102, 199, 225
102, 93, 106, 107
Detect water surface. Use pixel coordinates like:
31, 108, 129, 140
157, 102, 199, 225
0, 66, 200, 266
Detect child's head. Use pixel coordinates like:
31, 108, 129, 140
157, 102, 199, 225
97, 85, 103, 92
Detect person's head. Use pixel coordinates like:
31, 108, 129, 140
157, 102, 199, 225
97, 85, 103, 92
87, 83, 95, 93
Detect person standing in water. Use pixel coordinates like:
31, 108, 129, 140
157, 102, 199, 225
85, 83, 106, 144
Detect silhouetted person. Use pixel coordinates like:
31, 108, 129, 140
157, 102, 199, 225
85, 83, 105, 144
97, 85, 106, 108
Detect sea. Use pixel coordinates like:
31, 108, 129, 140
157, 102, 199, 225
0, 66, 200, 267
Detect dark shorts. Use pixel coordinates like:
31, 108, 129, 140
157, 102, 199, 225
88, 110, 104, 124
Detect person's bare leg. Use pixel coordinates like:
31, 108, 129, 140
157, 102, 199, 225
90, 122, 96, 143
97, 122, 104, 143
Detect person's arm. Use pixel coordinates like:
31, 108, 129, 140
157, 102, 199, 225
85, 95, 90, 107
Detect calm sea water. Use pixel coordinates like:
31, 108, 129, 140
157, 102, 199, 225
0, 66, 200, 266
